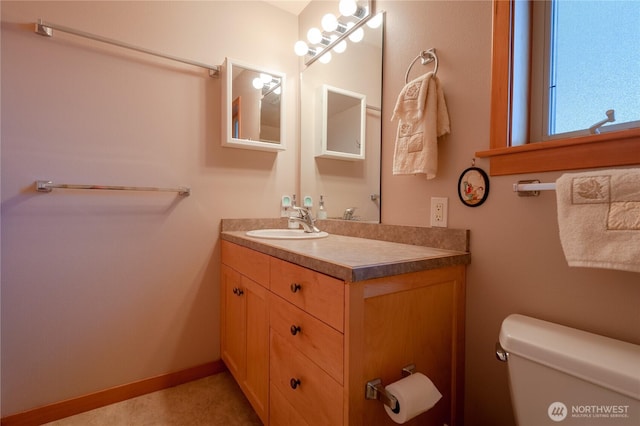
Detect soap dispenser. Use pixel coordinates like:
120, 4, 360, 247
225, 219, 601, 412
317, 195, 327, 219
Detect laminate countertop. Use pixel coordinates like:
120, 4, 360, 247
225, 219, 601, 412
221, 230, 470, 282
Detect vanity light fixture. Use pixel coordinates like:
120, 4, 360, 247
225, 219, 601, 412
294, 0, 376, 66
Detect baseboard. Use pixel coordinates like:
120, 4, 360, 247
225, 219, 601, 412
1, 360, 226, 426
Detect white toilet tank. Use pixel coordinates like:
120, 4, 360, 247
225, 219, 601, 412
498, 314, 640, 426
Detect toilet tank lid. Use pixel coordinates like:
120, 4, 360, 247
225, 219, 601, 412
499, 314, 640, 401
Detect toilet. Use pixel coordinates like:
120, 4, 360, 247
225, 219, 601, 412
497, 314, 640, 425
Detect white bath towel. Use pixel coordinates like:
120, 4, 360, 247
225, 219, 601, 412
556, 168, 640, 273
391, 72, 450, 179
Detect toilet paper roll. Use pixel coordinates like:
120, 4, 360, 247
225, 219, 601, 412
383, 373, 442, 424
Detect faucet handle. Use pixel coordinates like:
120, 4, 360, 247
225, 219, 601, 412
292, 205, 311, 218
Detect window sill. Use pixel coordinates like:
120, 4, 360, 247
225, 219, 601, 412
475, 128, 640, 176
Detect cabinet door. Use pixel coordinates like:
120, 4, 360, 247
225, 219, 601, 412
221, 264, 246, 382
242, 275, 270, 424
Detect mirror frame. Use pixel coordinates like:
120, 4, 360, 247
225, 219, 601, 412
475, 0, 640, 176
221, 57, 286, 152
316, 84, 367, 161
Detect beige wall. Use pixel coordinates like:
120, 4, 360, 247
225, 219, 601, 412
379, 1, 640, 425
2, 1, 639, 424
1, 0, 298, 416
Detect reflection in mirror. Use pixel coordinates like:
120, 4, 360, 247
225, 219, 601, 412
317, 84, 366, 160
221, 58, 285, 151
299, 4, 383, 223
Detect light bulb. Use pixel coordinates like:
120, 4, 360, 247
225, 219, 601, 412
331, 35, 347, 53
339, 0, 357, 16
260, 73, 272, 84
349, 26, 364, 43
307, 27, 323, 44
294, 40, 309, 56
367, 12, 383, 29
321, 13, 338, 32
252, 78, 263, 89
319, 51, 332, 64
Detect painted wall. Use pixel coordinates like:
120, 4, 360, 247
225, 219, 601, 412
1, 0, 298, 416
378, 1, 640, 425
2, 0, 639, 424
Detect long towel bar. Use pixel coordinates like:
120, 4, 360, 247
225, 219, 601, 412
36, 180, 191, 196
513, 180, 556, 197
35, 19, 220, 77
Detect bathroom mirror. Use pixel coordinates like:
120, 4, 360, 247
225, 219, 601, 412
317, 84, 366, 161
299, 4, 384, 222
221, 58, 286, 152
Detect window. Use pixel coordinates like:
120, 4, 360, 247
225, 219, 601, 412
537, 0, 639, 140
476, 0, 640, 176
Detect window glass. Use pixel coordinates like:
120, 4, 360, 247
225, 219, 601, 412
547, 0, 640, 137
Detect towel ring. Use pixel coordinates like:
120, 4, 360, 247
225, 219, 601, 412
404, 48, 438, 84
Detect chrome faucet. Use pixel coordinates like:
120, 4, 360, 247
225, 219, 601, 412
289, 206, 321, 233
343, 207, 357, 220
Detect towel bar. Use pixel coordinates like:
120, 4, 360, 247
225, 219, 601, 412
35, 18, 219, 77
513, 180, 556, 197
36, 180, 191, 196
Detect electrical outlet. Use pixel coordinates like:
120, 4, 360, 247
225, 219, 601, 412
430, 197, 448, 227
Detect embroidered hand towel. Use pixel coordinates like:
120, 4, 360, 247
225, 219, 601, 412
556, 168, 640, 273
391, 72, 450, 179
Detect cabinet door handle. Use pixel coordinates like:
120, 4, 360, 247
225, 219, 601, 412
290, 378, 301, 389
290, 325, 301, 336
232, 287, 244, 296
290, 283, 301, 293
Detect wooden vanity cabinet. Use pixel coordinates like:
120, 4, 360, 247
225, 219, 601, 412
221, 240, 466, 426
220, 242, 270, 424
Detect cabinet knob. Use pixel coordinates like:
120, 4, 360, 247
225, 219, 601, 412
290, 325, 301, 336
232, 287, 244, 296
290, 378, 301, 390
290, 283, 301, 293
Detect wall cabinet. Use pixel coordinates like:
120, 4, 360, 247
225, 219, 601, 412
221, 240, 466, 426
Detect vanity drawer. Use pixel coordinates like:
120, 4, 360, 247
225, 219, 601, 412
270, 258, 344, 332
221, 241, 270, 288
270, 332, 343, 426
270, 293, 344, 384
270, 385, 310, 426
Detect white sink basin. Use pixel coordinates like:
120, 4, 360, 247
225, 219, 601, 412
246, 229, 329, 240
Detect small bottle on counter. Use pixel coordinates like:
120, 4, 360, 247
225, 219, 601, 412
317, 195, 327, 220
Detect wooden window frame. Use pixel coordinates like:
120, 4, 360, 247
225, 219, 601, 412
475, 0, 640, 176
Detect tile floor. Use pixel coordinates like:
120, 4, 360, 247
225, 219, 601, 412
43, 372, 262, 425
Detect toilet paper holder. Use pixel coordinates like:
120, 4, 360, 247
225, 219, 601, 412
365, 364, 416, 413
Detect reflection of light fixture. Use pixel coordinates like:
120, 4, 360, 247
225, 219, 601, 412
253, 74, 281, 94
346, 22, 364, 42
252, 77, 263, 89
262, 80, 282, 98
295, 0, 378, 66
331, 35, 347, 53
260, 73, 272, 84
367, 11, 383, 28
316, 47, 332, 64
